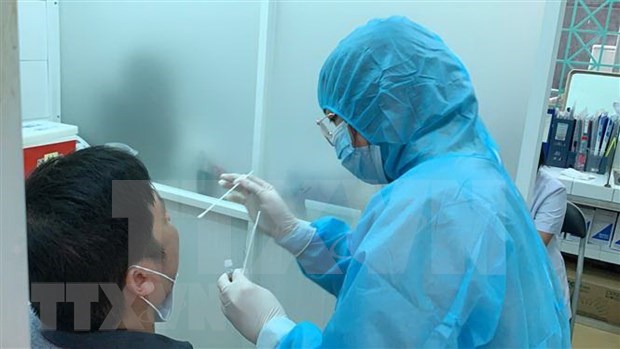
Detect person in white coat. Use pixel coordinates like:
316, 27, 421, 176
531, 148, 571, 317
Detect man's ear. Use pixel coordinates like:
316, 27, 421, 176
125, 266, 155, 297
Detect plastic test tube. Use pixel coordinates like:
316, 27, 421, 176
224, 259, 234, 281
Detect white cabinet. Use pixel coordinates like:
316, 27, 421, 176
571, 178, 614, 202
547, 166, 620, 265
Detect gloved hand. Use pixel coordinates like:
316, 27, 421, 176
218, 269, 288, 344
219, 174, 299, 239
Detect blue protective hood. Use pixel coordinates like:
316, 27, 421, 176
318, 17, 499, 182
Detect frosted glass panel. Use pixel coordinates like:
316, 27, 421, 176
59, 1, 260, 193
262, 1, 550, 213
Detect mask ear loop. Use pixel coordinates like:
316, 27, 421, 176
138, 308, 150, 322
129, 265, 176, 283
139, 296, 168, 321
129, 265, 175, 322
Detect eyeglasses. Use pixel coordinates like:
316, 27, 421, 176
316, 112, 340, 146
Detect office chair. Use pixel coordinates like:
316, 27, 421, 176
561, 201, 590, 340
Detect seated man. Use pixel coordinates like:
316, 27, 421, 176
26, 146, 189, 349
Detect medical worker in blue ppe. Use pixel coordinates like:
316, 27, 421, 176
217, 16, 570, 348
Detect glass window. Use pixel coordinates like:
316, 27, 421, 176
553, 0, 620, 94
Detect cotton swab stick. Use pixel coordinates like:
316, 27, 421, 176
242, 211, 261, 276
197, 170, 254, 219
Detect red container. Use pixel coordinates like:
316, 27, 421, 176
23, 140, 77, 177
22, 121, 79, 178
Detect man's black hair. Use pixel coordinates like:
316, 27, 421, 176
26, 146, 163, 331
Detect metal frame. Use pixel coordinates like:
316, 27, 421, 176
46, 0, 61, 122
565, 201, 591, 340
570, 230, 589, 339
571, 234, 587, 338
250, 0, 276, 177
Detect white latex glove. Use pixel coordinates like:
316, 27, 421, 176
219, 174, 299, 239
218, 269, 288, 344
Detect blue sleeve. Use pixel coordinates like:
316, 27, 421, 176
296, 217, 353, 296
277, 322, 323, 349
276, 217, 353, 296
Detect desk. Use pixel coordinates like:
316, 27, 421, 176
546, 167, 620, 265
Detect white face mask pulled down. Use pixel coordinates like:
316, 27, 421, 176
129, 265, 177, 322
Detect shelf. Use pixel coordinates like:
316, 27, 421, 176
568, 194, 620, 212
561, 240, 620, 265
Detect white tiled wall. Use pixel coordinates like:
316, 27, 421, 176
17, 0, 54, 120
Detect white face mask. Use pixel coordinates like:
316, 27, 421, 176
129, 265, 177, 322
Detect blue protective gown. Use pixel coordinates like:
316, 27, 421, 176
277, 17, 570, 348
